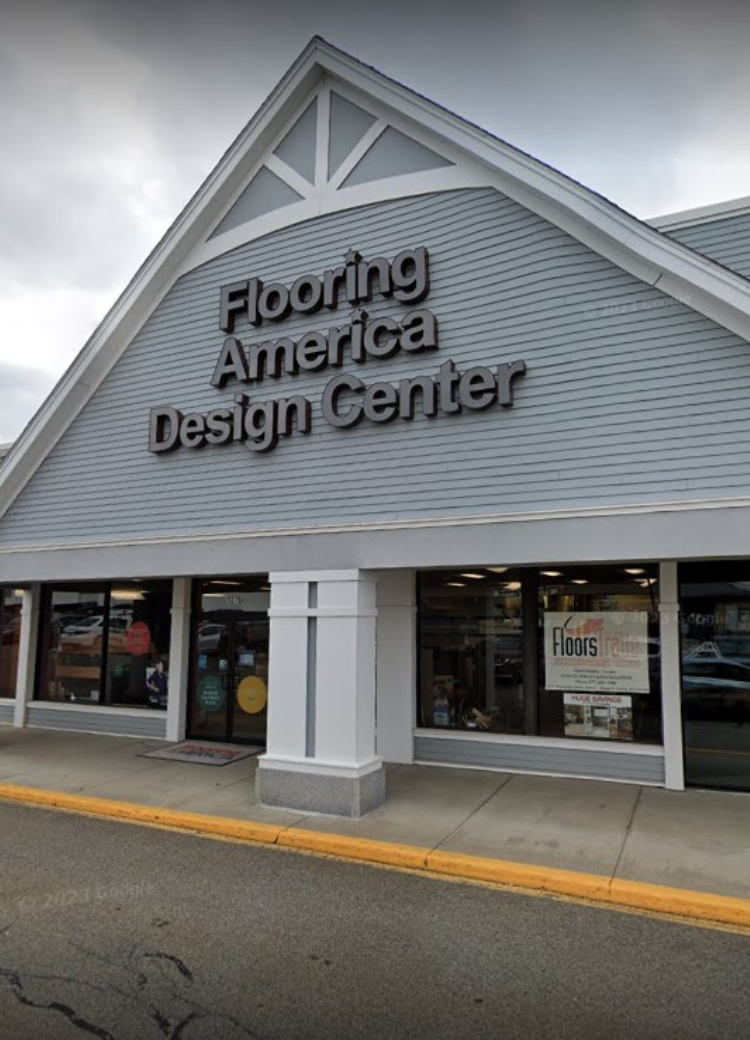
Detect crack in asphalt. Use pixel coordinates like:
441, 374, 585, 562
0, 966, 116, 1039
0, 950, 260, 1039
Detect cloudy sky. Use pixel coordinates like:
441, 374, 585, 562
2, 0, 750, 443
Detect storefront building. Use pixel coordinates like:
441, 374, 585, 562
3, 40, 750, 814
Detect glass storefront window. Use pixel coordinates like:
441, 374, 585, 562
0, 587, 22, 699
418, 569, 525, 734
104, 583, 172, 709
37, 582, 172, 709
538, 565, 661, 744
418, 564, 662, 744
680, 562, 750, 792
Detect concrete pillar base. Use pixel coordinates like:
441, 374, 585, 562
257, 760, 386, 818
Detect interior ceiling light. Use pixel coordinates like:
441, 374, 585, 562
487, 566, 509, 574
210, 580, 243, 586
111, 589, 145, 601
446, 582, 466, 587
504, 581, 522, 591
460, 573, 485, 579
570, 579, 589, 585
638, 578, 658, 586
624, 568, 645, 575
540, 570, 562, 577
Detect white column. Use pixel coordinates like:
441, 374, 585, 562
258, 569, 384, 817
375, 570, 416, 764
659, 560, 684, 791
14, 584, 41, 728
165, 578, 191, 743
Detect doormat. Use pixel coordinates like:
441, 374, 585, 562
140, 742, 263, 766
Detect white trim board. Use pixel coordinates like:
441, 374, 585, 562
4, 37, 750, 532
4, 491, 750, 557
648, 195, 750, 232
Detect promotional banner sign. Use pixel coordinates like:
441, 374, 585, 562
544, 612, 650, 694
563, 693, 634, 741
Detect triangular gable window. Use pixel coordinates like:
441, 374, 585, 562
198, 81, 465, 263
328, 91, 377, 177
209, 167, 304, 239
273, 98, 317, 184
340, 126, 453, 188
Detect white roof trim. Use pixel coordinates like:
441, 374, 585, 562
647, 194, 750, 232
4, 36, 750, 527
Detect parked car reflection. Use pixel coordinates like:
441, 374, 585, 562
682, 657, 750, 724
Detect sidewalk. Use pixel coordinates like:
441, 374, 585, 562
2, 726, 750, 924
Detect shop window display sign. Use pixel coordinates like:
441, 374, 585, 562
563, 693, 634, 741
543, 611, 650, 695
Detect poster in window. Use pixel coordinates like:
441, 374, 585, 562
544, 612, 650, 694
563, 693, 633, 740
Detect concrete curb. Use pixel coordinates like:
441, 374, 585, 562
3, 782, 750, 930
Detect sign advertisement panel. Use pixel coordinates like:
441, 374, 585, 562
544, 612, 650, 695
563, 693, 634, 741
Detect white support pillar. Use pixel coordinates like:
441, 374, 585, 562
659, 560, 684, 791
258, 569, 384, 817
166, 578, 191, 743
14, 584, 41, 728
375, 570, 416, 764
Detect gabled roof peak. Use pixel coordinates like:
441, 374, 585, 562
3, 38, 750, 525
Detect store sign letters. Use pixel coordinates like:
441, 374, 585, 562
544, 612, 650, 695
148, 246, 527, 454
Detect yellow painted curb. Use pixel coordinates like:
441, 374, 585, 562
0, 783, 282, 846
606, 878, 750, 929
426, 850, 612, 902
278, 827, 429, 870
3, 781, 750, 930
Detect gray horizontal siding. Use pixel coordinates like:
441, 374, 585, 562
0, 701, 14, 724
4, 187, 750, 547
414, 735, 665, 785
664, 213, 750, 280
26, 704, 167, 739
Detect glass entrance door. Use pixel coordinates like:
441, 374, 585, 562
680, 563, 750, 792
187, 579, 270, 745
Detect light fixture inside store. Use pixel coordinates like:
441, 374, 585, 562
460, 573, 485, 579
111, 589, 145, 601
504, 581, 522, 591
446, 582, 466, 587
210, 580, 243, 586
259, 586, 271, 591
487, 566, 509, 574
638, 578, 658, 586
624, 568, 645, 575
540, 571, 562, 577
570, 579, 589, 585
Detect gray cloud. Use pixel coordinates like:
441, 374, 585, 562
0, 363, 55, 444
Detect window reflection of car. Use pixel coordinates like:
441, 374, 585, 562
682, 657, 750, 722
198, 623, 224, 652
59, 616, 130, 653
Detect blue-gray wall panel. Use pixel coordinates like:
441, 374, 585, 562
26, 705, 167, 739
664, 212, 750, 280
414, 735, 665, 784
3, 187, 750, 547
0, 702, 14, 724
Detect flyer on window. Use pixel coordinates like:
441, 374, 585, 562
563, 693, 634, 741
544, 611, 650, 694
